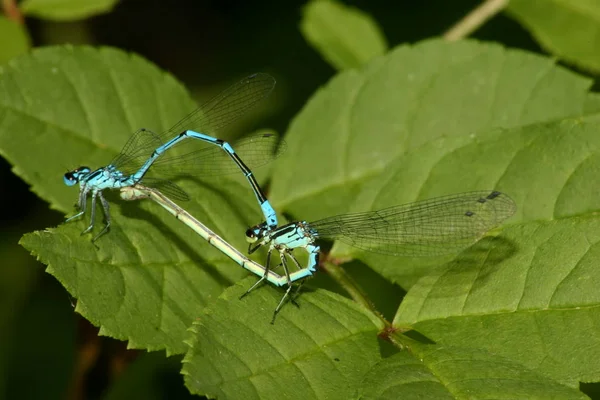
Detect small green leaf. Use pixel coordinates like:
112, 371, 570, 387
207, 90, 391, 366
396, 216, 600, 386
270, 39, 593, 220
300, 0, 388, 70
0, 16, 30, 65
182, 279, 384, 400
508, 0, 600, 73
358, 342, 587, 399
20, 0, 118, 21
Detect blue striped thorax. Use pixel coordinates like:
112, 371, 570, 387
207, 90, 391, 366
245, 221, 316, 251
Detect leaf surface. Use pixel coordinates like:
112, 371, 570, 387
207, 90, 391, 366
300, 0, 388, 70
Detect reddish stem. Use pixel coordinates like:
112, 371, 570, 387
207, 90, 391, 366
2, 0, 24, 25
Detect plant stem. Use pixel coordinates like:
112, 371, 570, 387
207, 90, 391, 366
2, 0, 24, 24
388, 331, 420, 350
322, 259, 389, 327
443, 0, 508, 41
323, 258, 426, 351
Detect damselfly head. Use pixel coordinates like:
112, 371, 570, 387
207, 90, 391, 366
63, 166, 91, 186
245, 223, 269, 243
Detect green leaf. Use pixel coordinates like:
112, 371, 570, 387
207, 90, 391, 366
585, 92, 600, 114
20, 0, 118, 21
396, 216, 600, 387
183, 280, 586, 399
182, 278, 384, 400
300, 0, 388, 70
357, 350, 454, 400
0, 46, 192, 215
20, 179, 259, 354
507, 0, 600, 73
344, 118, 600, 288
0, 16, 30, 65
4, 46, 268, 354
358, 343, 587, 399
270, 39, 593, 220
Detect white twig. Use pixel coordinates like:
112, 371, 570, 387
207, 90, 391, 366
443, 0, 509, 41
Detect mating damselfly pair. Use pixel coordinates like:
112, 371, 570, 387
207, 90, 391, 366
64, 73, 516, 322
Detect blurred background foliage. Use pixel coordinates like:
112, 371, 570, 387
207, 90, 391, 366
0, 0, 596, 399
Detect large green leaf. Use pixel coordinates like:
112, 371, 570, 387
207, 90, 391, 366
0, 16, 30, 65
270, 39, 593, 221
585, 93, 600, 114
300, 0, 388, 70
7, 46, 271, 354
182, 278, 384, 400
396, 216, 600, 387
20, 0, 118, 21
20, 179, 260, 354
358, 342, 586, 400
340, 118, 600, 288
0, 46, 191, 215
507, 0, 600, 73
182, 279, 586, 399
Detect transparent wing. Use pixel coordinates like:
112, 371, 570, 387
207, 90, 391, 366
140, 178, 190, 202
110, 129, 165, 176
165, 72, 275, 138
307, 191, 516, 257
109, 73, 276, 177
150, 131, 286, 177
